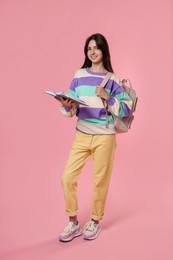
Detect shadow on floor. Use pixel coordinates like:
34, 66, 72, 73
102, 206, 139, 230
1, 236, 86, 260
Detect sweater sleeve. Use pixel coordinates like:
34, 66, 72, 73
106, 76, 133, 119
59, 72, 79, 118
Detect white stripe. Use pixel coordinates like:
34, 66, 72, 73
79, 96, 104, 108
107, 97, 120, 116
74, 69, 121, 86
77, 120, 115, 135
74, 69, 105, 79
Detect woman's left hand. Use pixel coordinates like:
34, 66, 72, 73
96, 86, 110, 100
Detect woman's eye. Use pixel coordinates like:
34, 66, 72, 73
87, 46, 99, 51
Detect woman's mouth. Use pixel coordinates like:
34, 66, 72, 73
90, 56, 97, 59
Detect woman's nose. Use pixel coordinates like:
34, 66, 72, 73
91, 48, 95, 54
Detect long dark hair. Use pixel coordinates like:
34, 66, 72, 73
81, 33, 114, 73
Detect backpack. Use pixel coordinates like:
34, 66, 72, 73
101, 73, 138, 134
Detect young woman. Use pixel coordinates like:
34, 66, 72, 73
57, 33, 132, 242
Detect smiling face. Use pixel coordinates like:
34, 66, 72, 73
87, 39, 103, 65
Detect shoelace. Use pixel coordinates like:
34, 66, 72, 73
85, 221, 96, 231
64, 222, 75, 233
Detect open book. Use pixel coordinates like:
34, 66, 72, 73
45, 91, 88, 106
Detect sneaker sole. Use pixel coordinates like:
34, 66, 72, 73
59, 229, 83, 242
83, 227, 101, 241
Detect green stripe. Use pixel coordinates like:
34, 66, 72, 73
118, 103, 126, 118
115, 91, 131, 101
75, 85, 111, 97
80, 115, 114, 125
115, 92, 131, 118
68, 89, 78, 97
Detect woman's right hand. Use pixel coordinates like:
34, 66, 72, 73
55, 96, 76, 109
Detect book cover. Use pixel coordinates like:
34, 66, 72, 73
45, 91, 88, 106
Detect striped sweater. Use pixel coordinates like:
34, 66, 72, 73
60, 68, 132, 134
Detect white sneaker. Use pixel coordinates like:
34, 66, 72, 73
59, 221, 83, 242
83, 220, 101, 240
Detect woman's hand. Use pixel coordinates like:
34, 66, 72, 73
55, 97, 77, 109
96, 86, 110, 100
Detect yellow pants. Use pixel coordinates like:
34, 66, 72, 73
61, 131, 116, 221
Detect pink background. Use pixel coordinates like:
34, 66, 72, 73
0, 0, 173, 259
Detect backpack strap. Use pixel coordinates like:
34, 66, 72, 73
100, 72, 113, 88
100, 72, 113, 128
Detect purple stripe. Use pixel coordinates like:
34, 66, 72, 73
70, 78, 78, 92
70, 76, 124, 96
77, 107, 107, 119
107, 96, 115, 106
111, 83, 124, 95
123, 103, 132, 116
64, 106, 72, 112
78, 77, 104, 87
